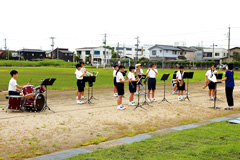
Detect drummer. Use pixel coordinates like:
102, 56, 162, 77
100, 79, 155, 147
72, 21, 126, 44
8, 70, 29, 96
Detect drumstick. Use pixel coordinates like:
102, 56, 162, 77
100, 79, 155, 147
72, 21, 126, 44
28, 78, 32, 84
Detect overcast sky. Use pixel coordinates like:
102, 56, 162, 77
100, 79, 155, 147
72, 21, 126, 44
0, 0, 240, 51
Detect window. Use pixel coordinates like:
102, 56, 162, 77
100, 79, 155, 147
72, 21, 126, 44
116, 47, 124, 50
65, 53, 68, 56
152, 50, 157, 55
103, 51, 108, 55
32, 53, 34, 56
224, 53, 226, 56
206, 52, 212, 57
135, 48, 142, 51
86, 51, 90, 55
40, 54, 42, 57
172, 51, 177, 55
215, 53, 220, 56
77, 51, 81, 55
159, 50, 162, 53
94, 51, 100, 55
126, 48, 132, 51
166, 50, 168, 53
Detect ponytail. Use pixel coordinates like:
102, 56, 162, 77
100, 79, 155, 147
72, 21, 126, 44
116, 65, 125, 76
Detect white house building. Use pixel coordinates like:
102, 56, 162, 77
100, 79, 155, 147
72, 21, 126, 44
203, 48, 227, 64
109, 44, 153, 59
148, 45, 181, 61
75, 47, 112, 66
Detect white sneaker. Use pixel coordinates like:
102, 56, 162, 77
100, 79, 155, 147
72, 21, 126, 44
81, 96, 86, 99
76, 96, 78, 100
172, 91, 176, 95
128, 102, 136, 106
181, 97, 185, 101
132, 101, 136, 104
152, 98, 157, 102
114, 93, 118, 97
77, 100, 83, 104
148, 98, 152, 102
178, 97, 182, 101
117, 106, 126, 110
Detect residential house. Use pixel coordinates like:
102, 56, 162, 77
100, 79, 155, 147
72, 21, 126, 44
18, 49, 46, 61
0, 50, 20, 60
176, 46, 196, 61
76, 47, 112, 66
202, 48, 227, 64
148, 45, 181, 61
52, 48, 74, 62
221, 47, 240, 62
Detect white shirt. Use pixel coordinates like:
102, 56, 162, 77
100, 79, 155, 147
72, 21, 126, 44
8, 78, 18, 91
76, 69, 83, 80
205, 70, 218, 79
128, 72, 136, 80
75, 69, 78, 75
147, 69, 158, 78
116, 72, 124, 83
176, 71, 184, 80
134, 69, 143, 74
113, 70, 117, 77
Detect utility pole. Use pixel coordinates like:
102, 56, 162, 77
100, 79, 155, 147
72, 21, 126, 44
4, 38, 9, 60
50, 37, 55, 59
211, 43, 217, 64
228, 26, 231, 63
135, 36, 140, 64
102, 33, 107, 66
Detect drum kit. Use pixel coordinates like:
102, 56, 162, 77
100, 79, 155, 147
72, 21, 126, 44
4, 78, 55, 113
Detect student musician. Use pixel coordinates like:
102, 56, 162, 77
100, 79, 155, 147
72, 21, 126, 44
128, 66, 139, 106
116, 65, 129, 110
135, 64, 143, 94
146, 63, 158, 102
172, 71, 190, 95
8, 70, 29, 96
113, 65, 118, 97
205, 65, 218, 100
176, 66, 185, 101
75, 62, 86, 100
80, 62, 86, 99
76, 64, 87, 104
218, 63, 235, 110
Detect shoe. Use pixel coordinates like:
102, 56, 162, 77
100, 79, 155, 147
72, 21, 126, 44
132, 101, 136, 104
172, 91, 176, 95
181, 97, 185, 101
148, 98, 152, 102
178, 97, 182, 101
129, 102, 136, 106
76, 96, 78, 100
134, 92, 137, 95
117, 106, 126, 110
114, 93, 118, 97
81, 96, 86, 99
225, 107, 233, 110
77, 100, 83, 104
152, 98, 157, 102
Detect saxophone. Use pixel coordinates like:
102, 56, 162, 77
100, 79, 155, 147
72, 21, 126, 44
203, 71, 217, 89
178, 72, 184, 87
135, 68, 141, 77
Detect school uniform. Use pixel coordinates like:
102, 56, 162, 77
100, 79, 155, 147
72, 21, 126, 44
225, 70, 234, 106
8, 78, 20, 95
147, 69, 158, 90
116, 72, 124, 95
113, 70, 117, 86
176, 71, 185, 90
205, 70, 217, 89
128, 72, 137, 93
76, 70, 85, 92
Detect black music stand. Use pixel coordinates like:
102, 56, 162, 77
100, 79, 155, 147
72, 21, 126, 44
183, 72, 194, 102
208, 74, 223, 109
142, 77, 152, 107
41, 78, 56, 113
89, 74, 98, 101
134, 75, 147, 110
84, 76, 96, 104
159, 74, 170, 104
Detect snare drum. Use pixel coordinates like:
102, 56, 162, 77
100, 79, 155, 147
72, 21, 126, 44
8, 96, 23, 111
34, 85, 46, 94
22, 85, 35, 99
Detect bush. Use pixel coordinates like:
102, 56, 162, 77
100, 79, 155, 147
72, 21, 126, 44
0, 60, 75, 67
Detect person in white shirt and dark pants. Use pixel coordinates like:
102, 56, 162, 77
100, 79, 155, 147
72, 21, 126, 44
128, 66, 139, 106
176, 66, 185, 101
146, 63, 158, 102
75, 64, 87, 104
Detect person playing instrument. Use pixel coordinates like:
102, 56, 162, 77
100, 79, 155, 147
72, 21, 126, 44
176, 66, 185, 101
8, 70, 29, 96
146, 63, 158, 102
113, 65, 118, 97
172, 71, 189, 95
116, 65, 129, 110
76, 64, 87, 104
218, 63, 235, 110
128, 66, 139, 106
75, 62, 86, 100
134, 64, 143, 94
205, 65, 218, 100
80, 62, 86, 99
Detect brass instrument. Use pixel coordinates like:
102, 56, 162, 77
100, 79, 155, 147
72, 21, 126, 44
179, 78, 184, 87
202, 71, 217, 89
135, 68, 141, 76
82, 67, 93, 76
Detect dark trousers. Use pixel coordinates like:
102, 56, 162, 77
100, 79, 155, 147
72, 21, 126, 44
225, 87, 234, 106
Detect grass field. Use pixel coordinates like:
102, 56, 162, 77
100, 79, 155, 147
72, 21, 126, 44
1, 67, 240, 91
67, 121, 240, 160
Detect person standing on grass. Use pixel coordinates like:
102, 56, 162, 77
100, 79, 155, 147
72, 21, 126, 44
116, 65, 129, 110
128, 66, 139, 106
176, 66, 185, 101
146, 63, 158, 102
219, 63, 235, 110
113, 65, 118, 97
205, 65, 218, 100
76, 64, 87, 104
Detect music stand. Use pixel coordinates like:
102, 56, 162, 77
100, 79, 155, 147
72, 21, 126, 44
84, 76, 95, 104
159, 74, 170, 104
89, 74, 98, 101
183, 72, 194, 102
141, 76, 152, 107
41, 78, 56, 113
208, 74, 223, 109
134, 75, 147, 110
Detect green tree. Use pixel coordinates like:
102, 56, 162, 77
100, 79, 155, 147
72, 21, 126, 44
2, 51, 12, 59
111, 52, 120, 59
233, 51, 240, 61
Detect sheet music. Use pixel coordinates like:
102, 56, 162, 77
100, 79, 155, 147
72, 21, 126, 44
209, 75, 217, 83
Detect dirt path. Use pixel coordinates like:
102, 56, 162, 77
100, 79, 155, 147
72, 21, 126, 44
0, 81, 239, 159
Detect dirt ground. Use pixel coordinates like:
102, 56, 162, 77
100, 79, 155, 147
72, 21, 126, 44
0, 81, 240, 159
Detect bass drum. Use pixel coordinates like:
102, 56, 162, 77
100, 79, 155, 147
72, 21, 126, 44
24, 94, 46, 112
